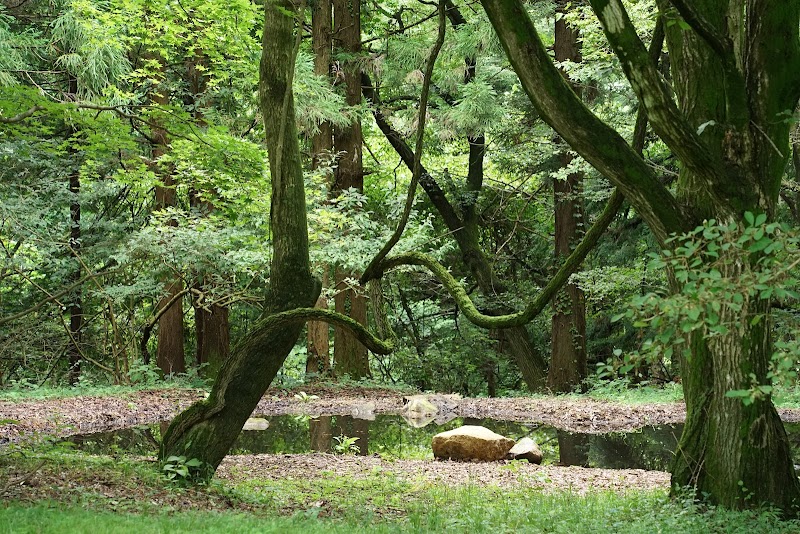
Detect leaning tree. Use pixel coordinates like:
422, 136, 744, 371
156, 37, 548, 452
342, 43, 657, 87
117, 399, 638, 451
478, 0, 800, 512
158, 0, 390, 478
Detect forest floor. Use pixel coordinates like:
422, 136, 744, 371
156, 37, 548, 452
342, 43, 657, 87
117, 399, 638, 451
3, 385, 800, 509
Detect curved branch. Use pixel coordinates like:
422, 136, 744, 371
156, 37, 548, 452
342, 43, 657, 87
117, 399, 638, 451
367, 189, 624, 329
480, 0, 683, 244
361, 0, 447, 283
258, 307, 394, 354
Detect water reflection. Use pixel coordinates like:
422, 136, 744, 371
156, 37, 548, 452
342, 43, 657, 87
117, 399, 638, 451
60, 417, 800, 471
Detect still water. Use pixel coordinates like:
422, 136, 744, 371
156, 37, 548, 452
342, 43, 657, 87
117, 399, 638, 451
62, 414, 796, 470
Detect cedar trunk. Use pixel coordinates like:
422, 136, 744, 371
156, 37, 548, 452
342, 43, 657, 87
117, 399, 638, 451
549, 1, 587, 393
306, 0, 333, 377
159, 0, 319, 478
332, 0, 369, 379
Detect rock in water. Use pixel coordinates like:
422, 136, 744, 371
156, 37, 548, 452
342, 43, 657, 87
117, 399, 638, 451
507, 437, 543, 464
432, 425, 515, 461
242, 417, 269, 431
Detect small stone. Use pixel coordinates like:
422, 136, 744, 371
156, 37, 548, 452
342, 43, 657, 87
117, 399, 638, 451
242, 417, 269, 431
507, 437, 543, 464
432, 425, 515, 462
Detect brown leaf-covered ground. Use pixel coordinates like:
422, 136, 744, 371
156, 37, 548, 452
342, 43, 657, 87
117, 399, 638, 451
2, 386, 800, 509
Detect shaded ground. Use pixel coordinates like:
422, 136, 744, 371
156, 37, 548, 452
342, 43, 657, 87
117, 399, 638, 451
2, 386, 799, 505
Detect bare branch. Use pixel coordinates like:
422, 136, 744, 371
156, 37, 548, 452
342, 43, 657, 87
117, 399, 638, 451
0, 105, 44, 124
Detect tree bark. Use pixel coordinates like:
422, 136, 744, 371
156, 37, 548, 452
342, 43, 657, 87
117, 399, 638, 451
652, 0, 800, 511
548, 0, 587, 393
331, 0, 369, 379
159, 0, 319, 479
306, 0, 334, 377
150, 66, 186, 376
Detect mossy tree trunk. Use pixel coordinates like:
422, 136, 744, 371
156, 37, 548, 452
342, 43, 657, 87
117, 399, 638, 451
481, 0, 800, 513
159, 0, 319, 478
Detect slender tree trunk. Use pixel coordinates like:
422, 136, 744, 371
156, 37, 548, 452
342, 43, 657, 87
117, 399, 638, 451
332, 0, 369, 379
306, 0, 333, 377
67, 167, 83, 385
65, 75, 82, 385
548, 1, 587, 392
159, 0, 319, 478
150, 65, 186, 376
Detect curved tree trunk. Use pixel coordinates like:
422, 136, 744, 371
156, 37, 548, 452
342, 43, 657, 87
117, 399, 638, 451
159, 0, 319, 479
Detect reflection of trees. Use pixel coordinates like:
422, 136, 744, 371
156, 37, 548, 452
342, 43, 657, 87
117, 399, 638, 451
333, 416, 369, 455
557, 431, 589, 467
590, 425, 682, 471
65, 426, 160, 455
310, 416, 333, 452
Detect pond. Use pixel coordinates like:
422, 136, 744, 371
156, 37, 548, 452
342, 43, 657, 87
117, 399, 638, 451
61, 414, 798, 471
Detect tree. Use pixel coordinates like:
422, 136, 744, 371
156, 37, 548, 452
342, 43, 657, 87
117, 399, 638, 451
331, 0, 370, 380
158, 0, 391, 477
548, 0, 587, 393
480, 0, 800, 512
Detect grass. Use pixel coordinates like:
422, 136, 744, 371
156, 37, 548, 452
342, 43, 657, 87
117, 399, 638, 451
3, 451, 800, 533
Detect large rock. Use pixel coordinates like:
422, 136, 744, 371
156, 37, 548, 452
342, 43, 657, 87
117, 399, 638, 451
507, 437, 543, 464
432, 425, 515, 461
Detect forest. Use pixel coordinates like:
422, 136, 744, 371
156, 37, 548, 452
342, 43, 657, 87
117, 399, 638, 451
3, 0, 800, 531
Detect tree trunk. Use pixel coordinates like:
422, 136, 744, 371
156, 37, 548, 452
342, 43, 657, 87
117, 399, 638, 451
334, 269, 369, 379
159, 0, 319, 479
67, 168, 83, 385
150, 67, 186, 376
306, 0, 333, 377
656, 0, 800, 510
195, 303, 229, 376
548, 1, 587, 393
331, 0, 369, 379
63, 73, 83, 385
307, 269, 331, 376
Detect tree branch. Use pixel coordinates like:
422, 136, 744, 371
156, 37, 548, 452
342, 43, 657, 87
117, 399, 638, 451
361, 73, 464, 235
0, 105, 44, 123
589, 0, 729, 192
667, 0, 734, 61
364, 188, 624, 329
480, 0, 684, 244
258, 307, 394, 354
